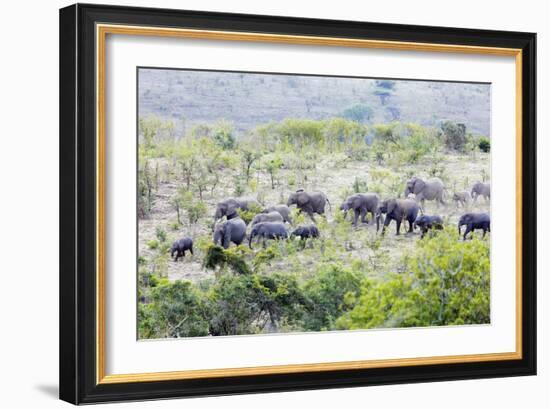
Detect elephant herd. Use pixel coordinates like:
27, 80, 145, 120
170, 177, 491, 261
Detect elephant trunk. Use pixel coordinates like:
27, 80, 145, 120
248, 233, 254, 249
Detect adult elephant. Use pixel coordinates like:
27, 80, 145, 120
213, 197, 260, 222
263, 204, 293, 224
376, 198, 420, 235
404, 177, 446, 209
213, 218, 247, 249
471, 182, 490, 202
248, 222, 289, 249
340, 193, 380, 227
287, 189, 331, 222
251, 211, 284, 226
458, 212, 490, 240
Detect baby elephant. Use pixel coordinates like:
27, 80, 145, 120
170, 237, 193, 261
249, 222, 289, 249
291, 225, 320, 241
413, 215, 444, 238
458, 212, 490, 240
251, 211, 284, 226
452, 191, 471, 207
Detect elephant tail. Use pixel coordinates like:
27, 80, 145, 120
325, 197, 332, 213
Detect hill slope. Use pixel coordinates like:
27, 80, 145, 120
138, 68, 491, 137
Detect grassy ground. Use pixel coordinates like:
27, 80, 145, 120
138, 151, 490, 284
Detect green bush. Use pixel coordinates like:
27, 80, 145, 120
203, 245, 252, 276
147, 239, 159, 250
336, 228, 490, 330
213, 120, 236, 150
207, 273, 306, 335
138, 280, 209, 338
301, 263, 363, 331
155, 226, 167, 243
478, 137, 491, 153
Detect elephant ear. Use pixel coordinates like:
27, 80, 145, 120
297, 193, 309, 206
387, 199, 397, 215
413, 178, 426, 194
226, 203, 239, 218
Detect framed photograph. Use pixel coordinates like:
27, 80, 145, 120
59, 3, 536, 404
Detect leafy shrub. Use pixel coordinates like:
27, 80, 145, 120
478, 137, 490, 153
206, 273, 305, 335
301, 263, 363, 331
155, 226, 167, 243
203, 245, 252, 276
213, 120, 236, 150
147, 239, 159, 250
181, 191, 207, 225
138, 280, 209, 338
352, 177, 368, 193
336, 228, 490, 329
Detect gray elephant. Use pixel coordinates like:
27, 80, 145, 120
452, 191, 471, 207
248, 222, 289, 249
458, 212, 490, 240
404, 177, 446, 208
287, 189, 331, 222
251, 211, 284, 226
170, 237, 193, 261
413, 215, 444, 238
213, 218, 247, 249
213, 197, 260, 222
340, 193, 380, 227
376, 198, 420, 235
263, 204, 293, 224
471, 182, 490, 202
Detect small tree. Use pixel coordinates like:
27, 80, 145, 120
441, 121, 467, 151
213, 120, 236, 150
264, 157, 283, 189
170, 187, 187, 225
239, 144, 262, 182
180, 191, 207, 225
341, 104, 373, 123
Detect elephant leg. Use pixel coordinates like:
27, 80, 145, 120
408, 218, 414, 233
463, 225, 473, 240
395, 219, 401, 235
189, 246, 194, 255
352, 210, 359, 227
482, 228, 487, 238
360, 208, 367, 224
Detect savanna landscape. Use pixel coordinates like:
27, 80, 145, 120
137, 69, 491, 339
